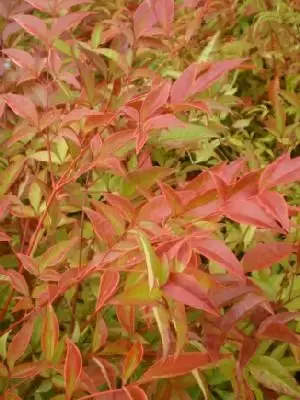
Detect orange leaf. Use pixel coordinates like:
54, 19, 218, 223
7, 316, 35, 369
96, 270, 120, 311
3, 93, 38, 127
64, 338, 82, 398
122, 341, 144, 384
138, 352, 213, 383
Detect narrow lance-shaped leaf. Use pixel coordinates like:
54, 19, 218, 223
189, 236, 245, 280
7, 316, 35, 369
122, 341, 144, 384
138, 352, 213, 384
242, 243, 294, 273
96, 271, 120, 311
163, 272, 219, 316
135, 230, 167, 290
153, 304, 171, 360
172, 301, 187, 356
13, 14, 48, 42
41, 304, 59, 362
249, 356, 300, 397
64, 338, 82, 398
50, 12, 90, 39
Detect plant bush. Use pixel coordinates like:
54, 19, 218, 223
1, 0, 300, 399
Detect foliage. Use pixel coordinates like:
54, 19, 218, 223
0, 0, 300, 399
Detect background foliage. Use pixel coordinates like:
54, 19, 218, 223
1, 0, 300, 399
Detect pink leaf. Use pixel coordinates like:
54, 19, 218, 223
243, 243, 294, 272
13, 14, 48, 42
140, 81, 171, 121
189, 236, 244, 280
258, 191, 290, 233
163, 273, 219, 315
259, 153, 300, 191
153, 0, 174, 35
224, 196, 283, 232
133, 0, 157, 39
171, 64, 198, 105
3, 93, 38, 127
2, 48, 35, 71
143, 114, 185, 131
24, 0, 50, 12
221, 293, 269, 334
191, 58, 247, 95
50, 12, 90, 39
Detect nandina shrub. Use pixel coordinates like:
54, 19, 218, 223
1, 1, 300, 399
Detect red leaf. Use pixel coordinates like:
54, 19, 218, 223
256, 313, 300, 345
189, 236, 244, 280
50, 12, 90, 38
58, 0, 92, 10
259, 153, 300, 191
105, 194, 135, 222
153, 0, 174, 35
143, 114, 185, 131
171, 64, 198, 105
79, 386, 147, 400
133, 0, 157, 39
3, 48, 35, 71
96, 270, 120, 311
122, 341, 144, 384
258, 191, 290, 233
7, 316, 35, 369
116, 305, 135, 335
159, 182, 184, 215
239, 337, 259, 369
224, 196, 283, 232
13, 14, 48, 42
257, 322, 300, 346
10, 361, 46, 379
138, 352, 212, 383
242, 243, 294, 272
7, 270, 29, 297
221, 293, 269, 334
64, 338, 83, 398
191, 58, 247, 95
140, 81, 171, 121
3, 93, 38, 127
84, 207, 116, 246
41, 304, 59, 362
24, 0, 51, 12
17, 253, 39, 275
163, 273, 219, 315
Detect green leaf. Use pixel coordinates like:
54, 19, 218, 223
249, 356, 300, 397
198, 31, 220, 62
91, 23, 102, 48
0, 157, 25, 195
35, 237, 79, 271
111, 280, 162, 305
0, 332, 10, 360
29, 151, 61, 164
154, 124, 218, 146
134, 230, 167, 290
